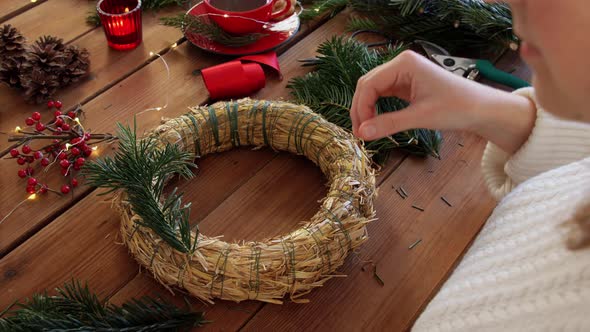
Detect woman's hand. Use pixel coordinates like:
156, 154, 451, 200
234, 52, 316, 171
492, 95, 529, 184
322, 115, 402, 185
351, 50, 536, 154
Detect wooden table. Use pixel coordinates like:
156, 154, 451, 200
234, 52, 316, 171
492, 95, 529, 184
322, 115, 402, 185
0, 1, 531, 331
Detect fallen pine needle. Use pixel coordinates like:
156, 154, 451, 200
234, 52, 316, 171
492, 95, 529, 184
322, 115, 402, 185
441, 196, 453, 207
458, 142, 465, 147
411, 205, 424, 212
400, 186, 409, 197
408, 239, 422, 250
373, 266, 385, 286
395, 188, 406, 199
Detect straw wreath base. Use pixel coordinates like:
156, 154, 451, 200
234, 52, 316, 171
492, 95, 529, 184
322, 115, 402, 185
114, 98, 377, 304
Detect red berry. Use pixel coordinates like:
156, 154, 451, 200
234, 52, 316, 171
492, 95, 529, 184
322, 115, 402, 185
54, 110, 62, 117
27, 177, 38, 186
84, 148, 93, 157
55, 100, 63, 109
71, 178, 79, 187
60, 184, 70, 194
47, 100, 55, 108
39, 186, 48, 194
83, 133, 91, 141
71, 147, 80, 156
70, 137, 82, 145
53, 139, 60, 144
58, 152, 67, 160
31, 112, 41, 121
56, 127, 63, 133
73, 164, 81, 171
55, 118, 64, 127
25, 117, 35, 126
33, 151, 43, 159
67, 111, 75, 118
61, 123, 71, 131
59, 159, 70, 168
17, 169, 27, 178
26, 186, 36, 194
75, 157, 85, 166
44, 146, 53, 153
61, 168, 69, 176
17, 157, 26, 165
10, 149, 19, 157
26, 167, 34, 175
40, 158, 50, 166
35, 122, 46, 131
22, 145, 31, 154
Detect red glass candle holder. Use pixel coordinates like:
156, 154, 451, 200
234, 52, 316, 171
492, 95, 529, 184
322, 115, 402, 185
97, 0, 142, 51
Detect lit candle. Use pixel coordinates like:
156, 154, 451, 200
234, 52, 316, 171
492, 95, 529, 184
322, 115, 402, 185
97, 0, 142, 51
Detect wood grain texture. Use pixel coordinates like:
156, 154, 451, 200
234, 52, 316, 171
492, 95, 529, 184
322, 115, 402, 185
241, 131, 495, 332
3, 0, 94, 43
0, 7, 334, 257
105, 11, 409, 331
0, 0, 47, 23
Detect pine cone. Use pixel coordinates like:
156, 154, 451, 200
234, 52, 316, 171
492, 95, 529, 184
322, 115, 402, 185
21, 68, 59, 104
0, 57, 25, 88
22, 36, 66, 74
60, 45, 90, 85
35, 35, 66, 53
0, 24, 27, 61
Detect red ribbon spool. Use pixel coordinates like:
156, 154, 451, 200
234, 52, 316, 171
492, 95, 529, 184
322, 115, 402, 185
201, 52, 282, 100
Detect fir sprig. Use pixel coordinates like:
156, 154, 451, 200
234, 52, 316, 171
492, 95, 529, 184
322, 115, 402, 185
160, 14, 267, 48
302, 0, 517, 54
288, 36, 442, 162
0, 280, 207, 331
83, 121, 199, 254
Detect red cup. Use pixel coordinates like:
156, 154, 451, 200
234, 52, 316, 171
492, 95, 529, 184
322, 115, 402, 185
203, 0, 292, 35
97, 0, 142, 51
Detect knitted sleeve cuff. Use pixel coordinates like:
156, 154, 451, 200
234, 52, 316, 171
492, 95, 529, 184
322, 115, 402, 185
482, 87, 590, 200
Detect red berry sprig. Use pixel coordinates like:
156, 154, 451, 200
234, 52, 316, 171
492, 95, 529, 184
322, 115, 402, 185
2, 102, 116, 199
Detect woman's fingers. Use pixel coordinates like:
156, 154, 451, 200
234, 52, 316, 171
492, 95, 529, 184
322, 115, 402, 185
357, 104, 427, 141
351, 51, 421, 134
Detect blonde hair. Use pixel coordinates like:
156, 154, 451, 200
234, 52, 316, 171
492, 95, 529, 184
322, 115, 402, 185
567, 199, 590, 250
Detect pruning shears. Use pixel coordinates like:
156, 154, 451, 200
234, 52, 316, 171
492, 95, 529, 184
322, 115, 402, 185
416, 40, 531, 90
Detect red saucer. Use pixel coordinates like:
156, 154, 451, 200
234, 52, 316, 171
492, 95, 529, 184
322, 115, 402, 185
184, 2, 300, 56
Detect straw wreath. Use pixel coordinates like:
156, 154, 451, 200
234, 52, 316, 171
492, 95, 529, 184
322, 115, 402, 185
85, 98, 377, 304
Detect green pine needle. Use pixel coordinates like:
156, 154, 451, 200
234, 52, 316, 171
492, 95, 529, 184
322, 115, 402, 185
160, 14, 267, 48
288, 36, 442, 162
301, 0, 517, 54
0, 280, 207, 331
83, 121, 199, 254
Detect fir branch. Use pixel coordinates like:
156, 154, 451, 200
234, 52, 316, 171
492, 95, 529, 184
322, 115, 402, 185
301, 0, 517, 54
160, 14, 267, 48
299, 0, 349, 22
0, 280, 207, 331
86, 12, 101, 27
288, 36, 442, 162
83, 121, 199, 254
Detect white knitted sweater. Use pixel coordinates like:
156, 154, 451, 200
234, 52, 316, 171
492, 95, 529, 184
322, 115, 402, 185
413, 88, 590, 332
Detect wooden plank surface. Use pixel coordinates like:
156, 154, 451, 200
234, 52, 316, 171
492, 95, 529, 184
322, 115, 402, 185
0, 2, 531, 331
3, 0, 95, 43
0, 0, 46, 23
0, 6, 347, 316
241, 131, 495, 332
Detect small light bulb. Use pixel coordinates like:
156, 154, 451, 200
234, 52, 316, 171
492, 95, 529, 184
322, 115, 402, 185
30, 0, 37, 2
149, 51, 155, 56
28, 193, 37, 200
170, 42, 178, 49
124, 7, 129, 12
314, 8, 320, 12
65, 143, 72, 150
91, 146, 98, 151
74, 117, 81, 124
15, 126, 21, 133
223, 14, 229, 18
